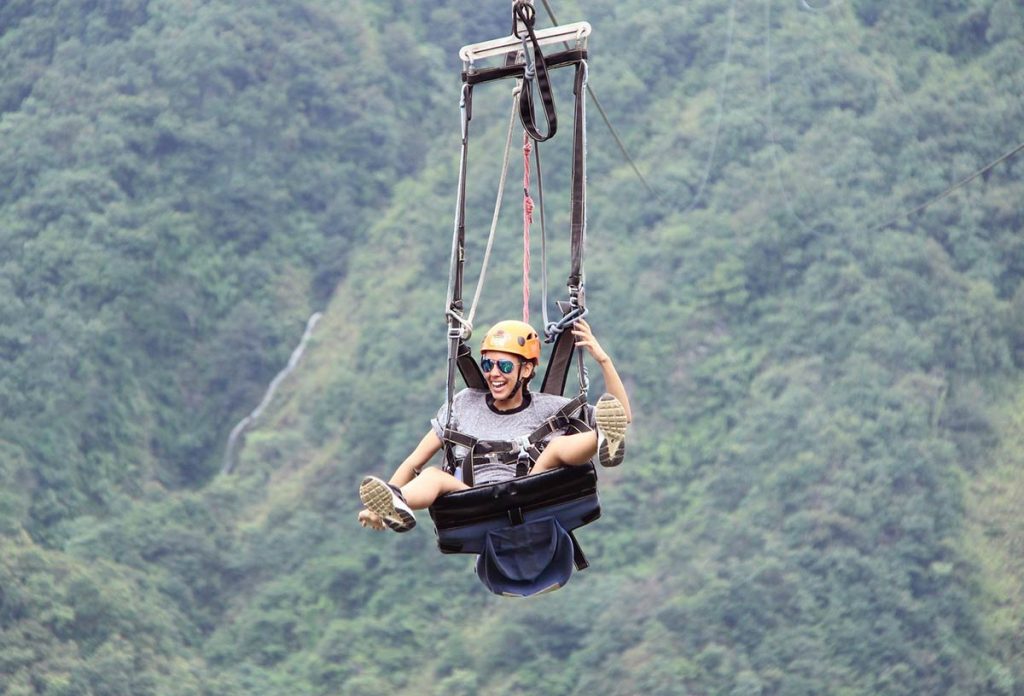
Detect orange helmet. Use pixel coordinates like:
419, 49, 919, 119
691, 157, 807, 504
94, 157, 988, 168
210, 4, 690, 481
481, 320, 541, 362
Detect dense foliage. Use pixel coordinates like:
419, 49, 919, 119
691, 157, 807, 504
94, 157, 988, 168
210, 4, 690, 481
2, 0, 1023, 694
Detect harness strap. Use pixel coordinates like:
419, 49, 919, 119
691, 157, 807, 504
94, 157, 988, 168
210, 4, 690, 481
569, 530, 589, 570
540, 61, 588, 397
513, 1, 558, 142
443, 429, 478, 450
451, 35, 588, 402
525, 393, 589, 442
444, 83, 475, 468
568, 62, 587, 290
441, 393, 591, 483
456, 340, 486, 391
540, 302, 579, 396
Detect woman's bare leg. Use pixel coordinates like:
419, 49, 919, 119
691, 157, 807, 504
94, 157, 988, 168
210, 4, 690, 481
530, 432, 598, 474
399, 467, 469, 509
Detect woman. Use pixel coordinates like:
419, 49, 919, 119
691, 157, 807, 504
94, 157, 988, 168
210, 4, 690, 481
358, 318, 631, 532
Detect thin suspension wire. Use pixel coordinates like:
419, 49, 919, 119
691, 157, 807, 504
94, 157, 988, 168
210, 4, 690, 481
445, 84, 472, 339
800, 0, 846, 12
586, 75, 657, 198
764, 0, 818, 235
870, 140, 1024, 232
466, 87, 522, 329
681, 0, 736, 213
539, 0, 1021, 239
765, 0, 1023, 236
538, 0, 656, 198
540, 0, 735, 208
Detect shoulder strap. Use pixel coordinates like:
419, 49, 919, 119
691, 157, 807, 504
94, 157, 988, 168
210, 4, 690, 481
441, 426, 477, 483
457, 340, 486, 390
526, 393, 590, 444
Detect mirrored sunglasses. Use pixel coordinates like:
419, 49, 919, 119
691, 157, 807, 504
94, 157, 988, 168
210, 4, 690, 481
480, 357, 518, 374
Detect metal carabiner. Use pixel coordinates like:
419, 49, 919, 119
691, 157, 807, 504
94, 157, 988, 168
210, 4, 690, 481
446, 308, 473, 341
544, 304, 589, 343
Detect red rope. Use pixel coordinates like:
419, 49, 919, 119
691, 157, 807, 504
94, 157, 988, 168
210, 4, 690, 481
522, 134, 533, 323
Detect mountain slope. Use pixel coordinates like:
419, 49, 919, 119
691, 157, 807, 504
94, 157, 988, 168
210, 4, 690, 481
2, 1, 1023, 694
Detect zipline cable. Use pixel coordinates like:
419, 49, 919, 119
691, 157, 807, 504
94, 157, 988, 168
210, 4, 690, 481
540, 0, 735, 209
540, 0, 1019, 237
870, 139, 1024, 232
538, 0, 657, 199
765, 0, 1022, 235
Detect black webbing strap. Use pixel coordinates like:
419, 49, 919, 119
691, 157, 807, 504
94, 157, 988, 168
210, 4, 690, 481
569, 531, 589, 570
444, 83, 475, 470
457, 339, 486, 390
443, 429, 478, 450
513, 1, 558, 142
525, 393, 589, 441
451, 439, 534, 488
442, 426, 474, 482
567, 61, 587, 290
540, 302, 577, 396
463, 48, 587, 86
541, 61, 587, 397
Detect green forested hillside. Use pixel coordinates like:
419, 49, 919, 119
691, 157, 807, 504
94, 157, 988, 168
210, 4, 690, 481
2, 0, 1023, 694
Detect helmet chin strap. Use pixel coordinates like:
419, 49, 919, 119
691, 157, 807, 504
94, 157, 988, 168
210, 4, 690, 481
509, 362, 532, 399
510, 365, 525, 399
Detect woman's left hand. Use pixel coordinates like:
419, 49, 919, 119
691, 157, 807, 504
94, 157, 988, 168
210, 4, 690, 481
572, 319, 609, 364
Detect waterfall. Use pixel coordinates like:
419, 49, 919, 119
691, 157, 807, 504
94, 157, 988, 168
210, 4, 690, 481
222, 312, 323, 474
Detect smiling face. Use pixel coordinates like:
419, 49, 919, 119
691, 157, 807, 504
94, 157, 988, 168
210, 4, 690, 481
481, 349, 535, 406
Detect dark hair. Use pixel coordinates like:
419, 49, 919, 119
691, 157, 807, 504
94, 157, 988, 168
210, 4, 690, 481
521, 358, 538, 387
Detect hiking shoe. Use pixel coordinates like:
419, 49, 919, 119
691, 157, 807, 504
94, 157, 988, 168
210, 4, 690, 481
595, 393, 628, 467
359, 476, 416, 532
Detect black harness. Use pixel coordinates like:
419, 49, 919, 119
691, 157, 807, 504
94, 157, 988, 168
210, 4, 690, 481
441, 393, 592, 486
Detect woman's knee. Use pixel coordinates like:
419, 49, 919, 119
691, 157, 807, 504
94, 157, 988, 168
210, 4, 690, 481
418, 466, 468, 492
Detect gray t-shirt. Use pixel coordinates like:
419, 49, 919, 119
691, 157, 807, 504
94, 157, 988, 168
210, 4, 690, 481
431, 388, 583, 486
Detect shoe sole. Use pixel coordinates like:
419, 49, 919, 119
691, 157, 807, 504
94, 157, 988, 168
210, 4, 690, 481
359, 476, 416, 532
595, 394, 628, 468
